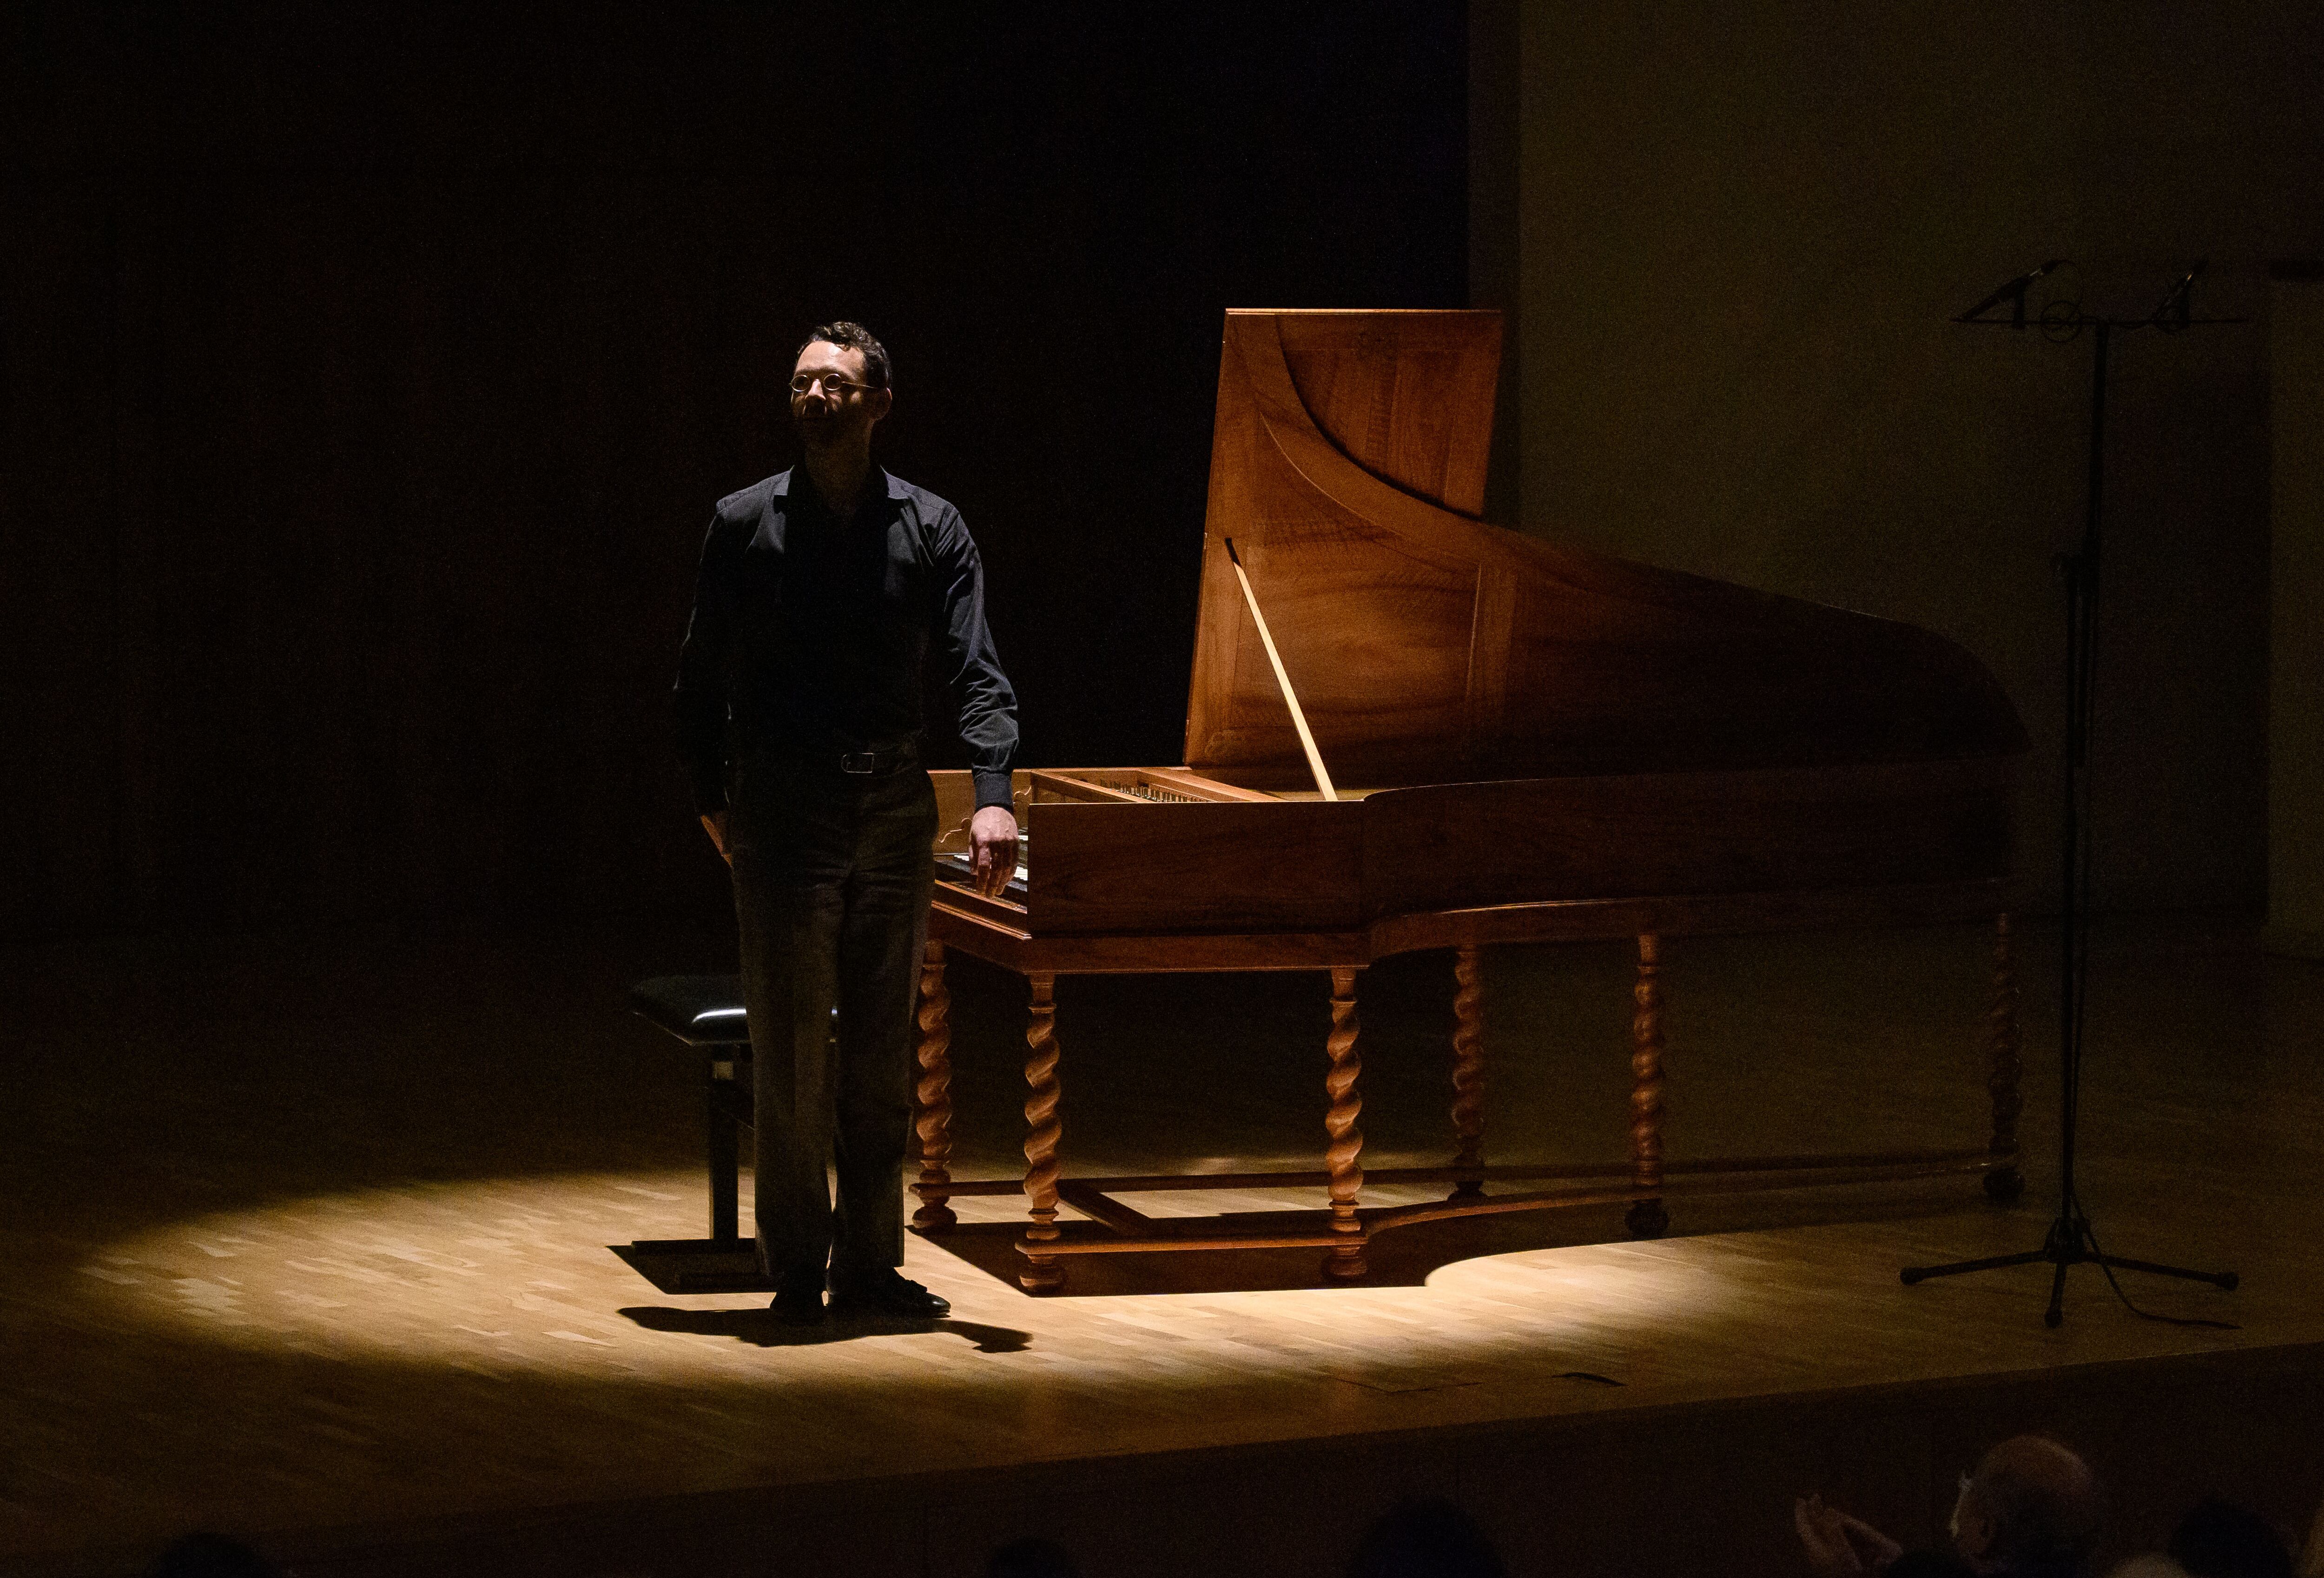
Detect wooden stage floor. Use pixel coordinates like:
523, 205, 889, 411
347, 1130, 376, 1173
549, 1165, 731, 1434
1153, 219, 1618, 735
3, 916, 2320, 1577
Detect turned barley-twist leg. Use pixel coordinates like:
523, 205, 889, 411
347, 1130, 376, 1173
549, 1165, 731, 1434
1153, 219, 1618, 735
1625, 933, 1669, 1240
1019, 972, 1066, 1292
911, 942, 957, 1233
1323, 966, 1368, 1279
1984, 912, 2026, 1203
1448, 944, 1486, 1200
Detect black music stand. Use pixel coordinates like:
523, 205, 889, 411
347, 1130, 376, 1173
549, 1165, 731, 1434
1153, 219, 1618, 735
1899, 261, 2240, 1326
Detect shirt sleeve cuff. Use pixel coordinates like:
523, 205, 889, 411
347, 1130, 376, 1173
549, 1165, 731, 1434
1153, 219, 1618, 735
971, 769, 1016, 816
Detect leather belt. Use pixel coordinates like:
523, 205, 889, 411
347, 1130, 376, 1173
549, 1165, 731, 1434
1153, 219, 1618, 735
835, 745, 915, 776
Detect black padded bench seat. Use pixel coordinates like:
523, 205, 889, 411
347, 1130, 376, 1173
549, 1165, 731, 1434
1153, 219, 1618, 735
628, 975, 753, 1248
628, 974, 752, 1048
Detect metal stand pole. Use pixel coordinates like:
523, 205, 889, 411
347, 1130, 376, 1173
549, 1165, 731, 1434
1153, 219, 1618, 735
1901, 316, 2237, 1326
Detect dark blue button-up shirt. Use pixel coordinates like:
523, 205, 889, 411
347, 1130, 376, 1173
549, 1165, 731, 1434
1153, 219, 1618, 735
674, 466, 1018, 815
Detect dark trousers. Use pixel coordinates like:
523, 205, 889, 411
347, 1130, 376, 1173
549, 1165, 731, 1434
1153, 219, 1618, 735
728, 749, 937, 1281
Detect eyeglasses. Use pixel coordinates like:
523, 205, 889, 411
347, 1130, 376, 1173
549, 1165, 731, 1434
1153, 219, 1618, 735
790, 373, 873, 398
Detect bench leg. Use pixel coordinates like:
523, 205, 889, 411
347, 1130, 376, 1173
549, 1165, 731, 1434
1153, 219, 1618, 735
708, 1048, 742, 1245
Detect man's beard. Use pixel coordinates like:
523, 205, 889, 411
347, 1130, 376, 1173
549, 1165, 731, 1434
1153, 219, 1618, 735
795, 411, 846, 449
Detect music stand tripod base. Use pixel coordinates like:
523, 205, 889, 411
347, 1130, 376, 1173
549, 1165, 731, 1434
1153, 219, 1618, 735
1901, 1214, 2238, 1329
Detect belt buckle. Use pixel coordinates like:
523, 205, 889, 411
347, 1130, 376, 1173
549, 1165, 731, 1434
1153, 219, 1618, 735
840, 750, 876, 775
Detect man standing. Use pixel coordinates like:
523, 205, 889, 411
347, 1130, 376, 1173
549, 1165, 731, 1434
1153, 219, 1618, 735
675, 322, 1021, 1324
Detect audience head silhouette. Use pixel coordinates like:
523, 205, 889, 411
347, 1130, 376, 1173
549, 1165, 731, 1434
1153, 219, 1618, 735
142, 1533, 284, 1578
986, 1535, 1081, 1578
1954, 1436, 2105, 1577
1348, 1498, 1506, 1578
2167, 1497, 2294, 1578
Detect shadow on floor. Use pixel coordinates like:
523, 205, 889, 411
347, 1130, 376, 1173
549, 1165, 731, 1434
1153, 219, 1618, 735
619, 1304, 1033, 1352
893, 1183, 2008, 1298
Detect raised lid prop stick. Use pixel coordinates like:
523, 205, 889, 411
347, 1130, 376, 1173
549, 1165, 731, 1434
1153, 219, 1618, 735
1223, 537, 1338, 802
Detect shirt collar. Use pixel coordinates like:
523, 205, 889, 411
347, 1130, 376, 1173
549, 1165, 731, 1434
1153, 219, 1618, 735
773, 465, 904, 514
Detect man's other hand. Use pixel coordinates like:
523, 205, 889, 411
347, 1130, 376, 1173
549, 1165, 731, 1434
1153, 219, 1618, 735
968, 805, 1019, 897
700, 810, 732, 867
1794, 1495, 1902, 1577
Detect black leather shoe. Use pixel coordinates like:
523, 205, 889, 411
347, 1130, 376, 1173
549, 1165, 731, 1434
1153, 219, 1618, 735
827, 1267, 950, 1319
770, 1268, 826, 1326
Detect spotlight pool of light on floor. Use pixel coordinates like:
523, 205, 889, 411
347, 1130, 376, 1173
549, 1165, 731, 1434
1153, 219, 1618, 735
72, 1167, 1770, 1396
43, 1170, 2288, 1571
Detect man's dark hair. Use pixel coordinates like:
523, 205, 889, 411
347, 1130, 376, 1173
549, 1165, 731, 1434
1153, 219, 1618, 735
1348, 1498, 1505, 1578
798, 320, 891, 389
2168, 1497, 2294, 1578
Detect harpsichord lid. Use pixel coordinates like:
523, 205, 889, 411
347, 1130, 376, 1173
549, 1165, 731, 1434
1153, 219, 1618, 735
1183, 309, 2027, 790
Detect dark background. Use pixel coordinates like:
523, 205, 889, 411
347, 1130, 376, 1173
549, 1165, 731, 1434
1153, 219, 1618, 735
2, 4, 1469, 939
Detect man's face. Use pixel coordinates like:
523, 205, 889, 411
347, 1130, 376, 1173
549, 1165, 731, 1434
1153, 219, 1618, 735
790, 341, 889, 449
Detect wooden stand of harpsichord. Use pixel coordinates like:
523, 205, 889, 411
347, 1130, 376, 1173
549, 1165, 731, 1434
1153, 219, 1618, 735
911, 310, 2030, 1293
